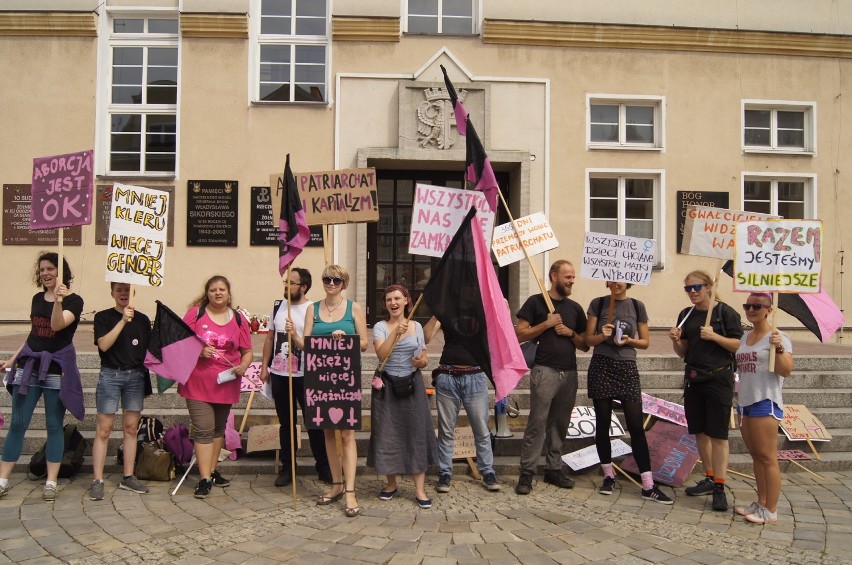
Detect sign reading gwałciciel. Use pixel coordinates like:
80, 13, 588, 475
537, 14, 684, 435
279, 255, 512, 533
681, 205, 779, 259
30, 150, 94, 230
105, 183, 169, 287
580, 232, 656, 285
270, 167, 378, 226
491, 212, 559, 267
408, 184, 495, 257
734, 219, 823, 293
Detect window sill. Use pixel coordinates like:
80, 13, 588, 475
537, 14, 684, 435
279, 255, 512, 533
251, 100, 330, 107
588, 144, 663, 152
743, 148, 815, 156
98, 173, 176, 181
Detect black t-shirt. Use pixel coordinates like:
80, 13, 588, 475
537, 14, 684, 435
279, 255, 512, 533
517, 294, 587, 370
678, 302, 743, 371
23, 291, 84, 374
439, 324, 482, 367
93, 307, 152, 369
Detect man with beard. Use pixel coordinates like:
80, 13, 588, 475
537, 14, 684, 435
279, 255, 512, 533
514, 260, 588, 495
260, 268, 332, 486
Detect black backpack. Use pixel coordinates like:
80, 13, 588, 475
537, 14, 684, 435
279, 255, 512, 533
29, 423, 88, 479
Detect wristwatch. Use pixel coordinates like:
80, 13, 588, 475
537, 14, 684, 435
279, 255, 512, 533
776, 345, 785, 354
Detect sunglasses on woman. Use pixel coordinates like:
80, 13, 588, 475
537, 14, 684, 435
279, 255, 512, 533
683, 284, 704, 293
742, 303, 769, 311
322, 276, 344, 286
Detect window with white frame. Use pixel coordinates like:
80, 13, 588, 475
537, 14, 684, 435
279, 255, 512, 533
588, 171, 663, 266
743, 175, 816, 219
407, 0, 475, 35
742, 101, 815, 153
106, 16, 178, 174
256, 0, 328, 103
588, 96, 664, 149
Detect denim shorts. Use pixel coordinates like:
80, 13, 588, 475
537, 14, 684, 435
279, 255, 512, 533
96, 367, 146, 414
738, 398, 783, 420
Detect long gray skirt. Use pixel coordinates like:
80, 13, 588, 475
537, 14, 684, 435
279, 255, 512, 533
367, 369, 438, 475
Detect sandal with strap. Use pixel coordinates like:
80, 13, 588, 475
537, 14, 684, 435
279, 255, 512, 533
344, 489, 360, 518
316, 482, 345, 506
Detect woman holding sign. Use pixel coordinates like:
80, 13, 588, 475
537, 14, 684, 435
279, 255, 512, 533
584, 282, 672, 504
180, 276, 253, 499
0, 252, 84, 502
735, 292, 793, 524
301, 265, 369, 518
368, 285, 436, 509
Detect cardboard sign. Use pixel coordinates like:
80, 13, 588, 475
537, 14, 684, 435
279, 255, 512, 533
270, 168, 378, 226
619, 421, 699, 487
240, 361, 264, 393
246, 424, 301, 452
30, 150, 94, 230
408, 183, 495, 257
491, 212, 559, 267
562, 439, 632, 471
451, 426, 476, 459
641, 393, 688, 427
566, 406, 625, 439
778, 449, 813, 461
579, 232, 656, 285
781, 404, 832, 442
677, 191, 729, 254
681, 205, 779, 259
734, 219, 823, 293
303, 335, 362, 430
105, 183, 169, 287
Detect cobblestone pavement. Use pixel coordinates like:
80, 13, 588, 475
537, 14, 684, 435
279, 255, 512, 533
0, 469, 850, 564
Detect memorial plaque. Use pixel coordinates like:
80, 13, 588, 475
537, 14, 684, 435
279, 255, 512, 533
677, 190, 728, 253
308, 225, 324, 247
187, 180, 238, 246
96, 184, 175, 246
2, 184, 81, 245
250, 186, 277, 246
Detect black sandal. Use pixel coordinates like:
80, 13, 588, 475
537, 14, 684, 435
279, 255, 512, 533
316, 482, 344, 505
344, 489, 360, 518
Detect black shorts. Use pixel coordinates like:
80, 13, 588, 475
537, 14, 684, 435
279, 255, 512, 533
683, 370, 734, 440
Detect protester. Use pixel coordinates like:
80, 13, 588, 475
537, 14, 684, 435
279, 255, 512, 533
425, 314, 502, 494
300, 265, 369, 518
90, 282, 152, 501
0, 252, 84, 502
669, 270, 742, 511
180, 275, 253, 499
368, 285, 437, 509
514, 260, 588, 495
584, 282, 672, 503
735, 293, 793, 524
259, 268, 332, 487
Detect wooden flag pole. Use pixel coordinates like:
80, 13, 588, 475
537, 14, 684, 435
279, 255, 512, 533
607, 287, 617, 325
127, 284, 134, 321
611, 463, 642, 489
57, 228, 64, 303
496, 190, 554, 313
238, 392, 255, 434
805, 439, 823, 461
786, 458, 824, 480
323, 226, 332, 266
285, 265, 298, 508
703, 259, 724, 326
768, 293, 779, 372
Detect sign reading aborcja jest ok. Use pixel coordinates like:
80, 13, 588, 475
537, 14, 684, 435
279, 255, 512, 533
30, 150, 94, 230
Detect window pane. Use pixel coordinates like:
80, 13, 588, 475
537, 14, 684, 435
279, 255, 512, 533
398, 182, 414, 205
263, 0, 292, 16
145, 153, 176, 172
442, 16, 473, 35
377, 235, 393, 261
590, 219, 617, 234
147, 85, 177, 104
114, 19, 143, 33
148, 19, 178, 34
744, 200, 772, 214
378, 179, 395, 205
744, 180, 771, 200
744, 109, 770, 127
626, 106, 653, 125
294, 83, 325, 102
112, 114, 141, 133
444, 0, 473, 16
111, 153, 140, 171
626, 124, 653, 143
260, 83, 291, 101
114, 47, 143, 66
590, 177, 618, 197
590, 199, 617, 218
590, 125, 617, 142
112, 86, 143, 104
261, 45, 291, 62
778, 181, 805, 201
111, 133, 141, 152
296, 0, 326, 17
625, 220, 653, 239
147, 67, 177, 85
625, 199, 653, 219
590, 104, 618, 123
295, 45, 325, 63
261, 16, 292, 34
112, 66, 143, 86
147, 114, 176, 135
396, 208, 412, 232
261, 62, 291, 82
744, 128, 770, 146
410, 0, 439, 14
626, 178, 653, 198
296, 18, 326, 35
778, 201, 805, 219
777, 129, 805, 148
148, 48, 178, 66
777, 111, 804, 129
408, 15, 438, 33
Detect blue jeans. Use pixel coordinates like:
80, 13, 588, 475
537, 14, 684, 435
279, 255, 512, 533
435, 371, 493, 476
2, 383, 66, 463
96, 368, 146, 413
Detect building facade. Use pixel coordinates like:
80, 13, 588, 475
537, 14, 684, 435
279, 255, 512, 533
1, 0, 850, 335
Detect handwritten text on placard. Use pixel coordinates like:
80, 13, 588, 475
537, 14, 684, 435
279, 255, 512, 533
30, 150, 94, 230
491, 212, 559, 267
681, 205, 779, 259
105, 183, 169, 287
734, 219, 823, 293
408, 184, 494, 258
303, 335, 362, 430
580, 232, 656, 285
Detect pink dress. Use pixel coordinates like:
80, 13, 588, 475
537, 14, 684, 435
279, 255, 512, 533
177, 306, 251, 405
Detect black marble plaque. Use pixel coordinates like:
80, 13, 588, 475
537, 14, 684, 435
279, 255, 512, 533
187, 180, 238, 247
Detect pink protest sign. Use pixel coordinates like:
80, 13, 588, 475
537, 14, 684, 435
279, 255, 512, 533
778, 449, 813, 461
240, 361, 264, 393
30, 150, 94, 230
620, 420, 699, 487
641, 393, 688, 427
